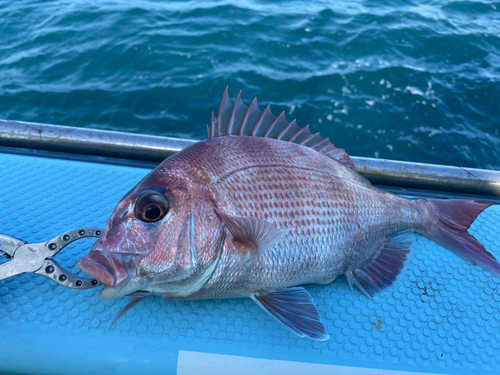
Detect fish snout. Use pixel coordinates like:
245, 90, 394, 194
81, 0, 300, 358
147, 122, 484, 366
76, 250, 129, 287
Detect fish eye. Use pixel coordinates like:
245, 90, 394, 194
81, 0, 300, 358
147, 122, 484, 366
134, 191, 169, 222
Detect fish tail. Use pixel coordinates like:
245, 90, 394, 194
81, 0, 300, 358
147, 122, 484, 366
420, 198, 500, 278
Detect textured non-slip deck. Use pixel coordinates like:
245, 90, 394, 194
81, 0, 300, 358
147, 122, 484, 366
0, 152, 499, 375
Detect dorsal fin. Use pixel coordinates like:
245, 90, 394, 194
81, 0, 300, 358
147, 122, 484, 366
209, 87, 357, 170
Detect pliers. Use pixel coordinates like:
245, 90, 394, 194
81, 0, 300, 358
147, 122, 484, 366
0, 227, 103, 289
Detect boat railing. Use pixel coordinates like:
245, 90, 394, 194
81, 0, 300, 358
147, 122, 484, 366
1, 119, 499, 197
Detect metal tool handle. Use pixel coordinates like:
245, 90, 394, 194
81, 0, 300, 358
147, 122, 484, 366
0, 227, 104, 288
34, 258, 99, 289
36, 227, 104, 289
40, 227, 103, 258
0, 234, 27, 258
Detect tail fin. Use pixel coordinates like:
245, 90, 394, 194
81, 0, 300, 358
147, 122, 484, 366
421, 199, 500, 278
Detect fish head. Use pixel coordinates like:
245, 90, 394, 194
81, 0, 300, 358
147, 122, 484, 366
76, 163, 224, 300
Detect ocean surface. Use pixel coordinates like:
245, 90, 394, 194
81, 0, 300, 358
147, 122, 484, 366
1, 0, 499, 170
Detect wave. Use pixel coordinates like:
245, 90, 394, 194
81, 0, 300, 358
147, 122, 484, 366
0, 0, 499, 169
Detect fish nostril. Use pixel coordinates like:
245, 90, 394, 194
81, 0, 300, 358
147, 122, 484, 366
120, 210, 129, 218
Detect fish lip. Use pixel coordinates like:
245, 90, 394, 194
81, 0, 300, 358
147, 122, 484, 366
99, 285, 123, 300
77, 248, 145, 300
76, 250, 117, 287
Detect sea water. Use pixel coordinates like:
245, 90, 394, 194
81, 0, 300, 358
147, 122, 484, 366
1, 0, 499, 169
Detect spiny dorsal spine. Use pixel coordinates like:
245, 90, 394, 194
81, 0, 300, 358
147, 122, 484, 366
208, 87, 356, 171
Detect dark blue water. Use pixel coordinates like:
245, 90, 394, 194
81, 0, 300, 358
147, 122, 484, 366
1, 0, 499, 169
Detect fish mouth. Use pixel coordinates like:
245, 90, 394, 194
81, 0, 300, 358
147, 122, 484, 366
76, 250, 121, 286
76, 249, 145, 300
76, 248, 131, 286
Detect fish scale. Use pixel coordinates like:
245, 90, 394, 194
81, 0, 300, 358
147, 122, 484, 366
77, 89, 500, 340
190, 139, 422, 300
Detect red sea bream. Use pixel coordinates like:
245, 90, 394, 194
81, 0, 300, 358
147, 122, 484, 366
77, 88, 500, 340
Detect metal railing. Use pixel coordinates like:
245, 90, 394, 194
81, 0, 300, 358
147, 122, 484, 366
1, 119, 499, 197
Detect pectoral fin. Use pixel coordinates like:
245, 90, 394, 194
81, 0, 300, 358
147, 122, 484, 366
251, 287, 329, 341
345, 230, 415, 299
215, 209, 287, 259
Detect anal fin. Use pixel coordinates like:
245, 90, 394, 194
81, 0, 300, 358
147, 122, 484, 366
345, 231, 414, 299
251, 287, 329, 341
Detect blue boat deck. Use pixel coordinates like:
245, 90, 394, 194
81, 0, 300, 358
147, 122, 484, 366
1, 152, 499, 374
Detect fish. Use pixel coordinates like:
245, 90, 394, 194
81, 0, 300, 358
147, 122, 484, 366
76, 88, 500, 340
